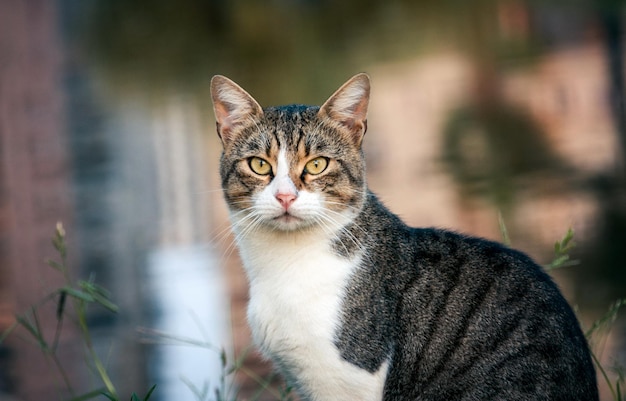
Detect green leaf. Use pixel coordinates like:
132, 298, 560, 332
46, 259, 64, 271
89, 282, 113, 299
144, 384, 157, 400
551, 254, 570, 267
545, 228, 579, 272
91, 292, 119, 313
66, 388, 109, 401
15, 315, 40, 340
77, 280, 119, 312
60, 287, 95, 303
78, 279, 96, 292
562, 227, 574, 247
586, 299, 626, 338
101, 392, 117, 401
15, 314, 48, 351
52, 235, 63, 252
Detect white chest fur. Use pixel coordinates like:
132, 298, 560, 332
237, 230, 388, 401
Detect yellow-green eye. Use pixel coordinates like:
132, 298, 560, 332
304, 157, 329, 175
249, 157, 272, 175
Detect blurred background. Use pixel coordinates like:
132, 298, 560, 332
1, 0, 625, 400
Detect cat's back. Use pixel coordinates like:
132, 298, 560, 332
338, 195, 597, 400
380, 213, 596, 399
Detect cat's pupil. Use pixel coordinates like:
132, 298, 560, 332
305, 157, 328, 175
249, 157, 272, 175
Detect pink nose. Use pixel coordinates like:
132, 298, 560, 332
276, 193, 297, 209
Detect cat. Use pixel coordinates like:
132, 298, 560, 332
210, 73, 598, 401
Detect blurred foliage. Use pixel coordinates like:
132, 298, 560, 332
76, 0, 426, 100
73, 0, 626, 99
441, 103, 566, 211
74, 0, 553, 102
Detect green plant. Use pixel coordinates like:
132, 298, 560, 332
137, 327, 294, 401
102, 385, 156, 401
545, 227, 580, 272
0, 223, 155, 401
586, 299, 626, 401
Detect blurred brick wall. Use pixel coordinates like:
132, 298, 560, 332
0, 0, 81, 399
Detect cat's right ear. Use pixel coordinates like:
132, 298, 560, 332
319, 73, 370, 147
210, 75, 263, 146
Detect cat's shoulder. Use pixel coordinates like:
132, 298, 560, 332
363, 192, 545, 271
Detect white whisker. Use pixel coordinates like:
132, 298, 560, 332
194, 187, 227, 195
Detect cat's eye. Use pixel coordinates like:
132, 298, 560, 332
249, 157, 272, 175
304, 157, 329, 175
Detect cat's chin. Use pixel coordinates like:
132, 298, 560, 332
268, 213, 315, 232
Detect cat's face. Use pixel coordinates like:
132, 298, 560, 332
211, 74, 370, 233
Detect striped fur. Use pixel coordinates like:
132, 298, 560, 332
211, 74, 598, 401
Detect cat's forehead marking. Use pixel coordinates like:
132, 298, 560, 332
263, 105, 319, 150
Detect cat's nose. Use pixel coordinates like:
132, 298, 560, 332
276, 192, 297, 210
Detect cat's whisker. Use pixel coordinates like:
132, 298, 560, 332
194, 187, 227, 195
328, 221, 370, 263
208, 222, 236, 248
313, 215, 353, 258
231, 210, 262, 232
208, 208, 259, 255
322, 200, 364, 216
215, 235, 239, 270
234, 219, 266, 253
213, 211, 254, 242
232, 212, 265, 245
315, 212, 367, 258
322, 207, 369, 238
221, 231, 250, 266
224, 198, 255, 206
211, 217, 258, 260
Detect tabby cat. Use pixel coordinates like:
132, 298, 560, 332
210, 73, 598, 401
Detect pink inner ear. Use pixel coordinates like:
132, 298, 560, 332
347, 100, 368, 128
347, 119, 367, 144
318, 74, 370, 145
325, 97, 367, 127
211, 75, 264, 145
327, 96, 368, 143
214, 102, 235, 138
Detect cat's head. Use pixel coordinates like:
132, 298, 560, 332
211, 74, 370, 234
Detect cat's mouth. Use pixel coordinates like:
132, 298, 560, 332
273, 212, 301, 223
270, 211, 310, 231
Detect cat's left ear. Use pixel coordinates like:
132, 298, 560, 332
211, 75, 264, 147
318, 73, 370, 147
